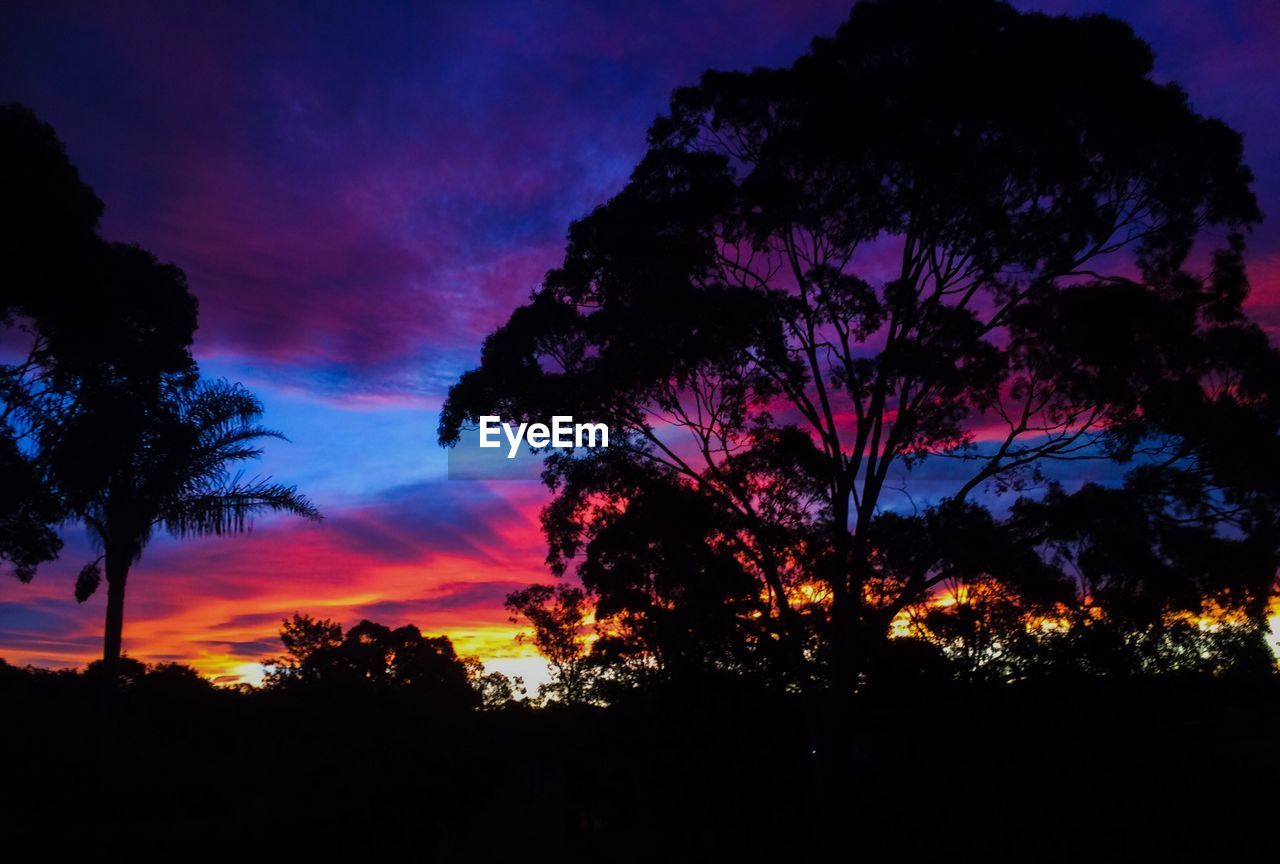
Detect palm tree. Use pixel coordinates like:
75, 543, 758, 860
63, 377, 321, 670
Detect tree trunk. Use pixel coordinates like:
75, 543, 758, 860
102, 548, 129, 672
824, 536, 870, 790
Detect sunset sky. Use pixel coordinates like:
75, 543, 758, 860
2, 0, 1278, 685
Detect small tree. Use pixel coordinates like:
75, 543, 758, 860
262, 613, 344, 687
505, 584, 595, 704
463, 657, 527, 710
263, 614, 479, 706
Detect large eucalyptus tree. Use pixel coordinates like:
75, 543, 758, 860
441, 0, 1278, 697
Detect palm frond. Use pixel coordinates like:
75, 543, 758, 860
181, 379, 264, 430
174, 381, 294, 493
196, 424, 288, 460
160, 474, 321, 538
91, 374, 322, 547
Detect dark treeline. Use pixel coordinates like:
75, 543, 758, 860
3, 647, 1279, 859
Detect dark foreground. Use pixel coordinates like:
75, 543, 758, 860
2, 670, 1276, 861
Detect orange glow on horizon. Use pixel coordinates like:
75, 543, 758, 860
0, 498, 556, 685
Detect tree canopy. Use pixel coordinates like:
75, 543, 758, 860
1, 103, 200, 581
441, 0, 1280, 694
264, 613, 479, 708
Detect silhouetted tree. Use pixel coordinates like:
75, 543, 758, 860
3, 108, 324, 677
463, 656, 527, 709
441, 0, 1275, 698
865, 502, 1069, 683
2, 104, 200, 579
78, 656, 218, 701
1009, 480, 1279, 677
51, 379, 320, 671
262, 612, 344, 686
549, 466, 793, 694
263, 613, 478, 707
505, 584, 595, 704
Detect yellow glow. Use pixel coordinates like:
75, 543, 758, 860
884, 585, 1280, 668
888, 608, 914, 639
